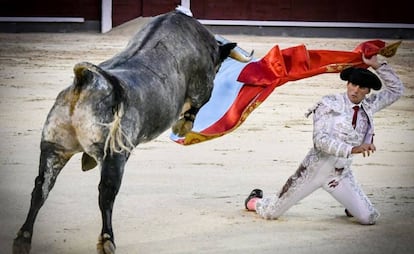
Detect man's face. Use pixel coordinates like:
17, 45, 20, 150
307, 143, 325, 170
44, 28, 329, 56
347, 82, 370, 104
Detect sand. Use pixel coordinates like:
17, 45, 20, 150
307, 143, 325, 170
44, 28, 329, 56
0, 18, 413, 254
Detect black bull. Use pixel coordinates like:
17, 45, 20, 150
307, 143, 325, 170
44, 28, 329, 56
13, 10, 247, 254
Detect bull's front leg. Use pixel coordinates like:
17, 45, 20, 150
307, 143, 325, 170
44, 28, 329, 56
171, 106, 199, 137
13, 141, 72, 254
97, 152, 127, 254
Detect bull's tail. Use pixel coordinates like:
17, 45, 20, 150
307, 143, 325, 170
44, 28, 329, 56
73, 62, 134, 159
102, 102, 134, 158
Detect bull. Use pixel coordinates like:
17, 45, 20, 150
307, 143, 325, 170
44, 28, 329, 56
12, 8, 250, 254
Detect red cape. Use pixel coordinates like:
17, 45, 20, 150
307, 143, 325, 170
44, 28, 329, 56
171, 40, 400, 145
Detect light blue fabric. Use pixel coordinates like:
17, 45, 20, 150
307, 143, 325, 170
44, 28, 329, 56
170, 58, 253, 141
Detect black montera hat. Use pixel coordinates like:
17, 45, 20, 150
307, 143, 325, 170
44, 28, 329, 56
340, 67, 382, 90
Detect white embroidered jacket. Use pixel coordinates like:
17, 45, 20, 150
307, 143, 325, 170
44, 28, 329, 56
306, 64, 404, 161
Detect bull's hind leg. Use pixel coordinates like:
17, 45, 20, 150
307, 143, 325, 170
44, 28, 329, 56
96, 152, 128, 254
13, 141, 72, 254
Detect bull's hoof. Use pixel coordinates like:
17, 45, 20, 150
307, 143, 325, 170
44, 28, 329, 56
97, 233, 116, 254
172, 118, 193, 137
13, 231, 32, 254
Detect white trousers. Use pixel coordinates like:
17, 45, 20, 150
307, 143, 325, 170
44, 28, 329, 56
255, 150, 380, 225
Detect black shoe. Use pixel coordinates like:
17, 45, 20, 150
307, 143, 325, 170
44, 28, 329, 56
244, 189, 263, 210
345, 209, 353, 217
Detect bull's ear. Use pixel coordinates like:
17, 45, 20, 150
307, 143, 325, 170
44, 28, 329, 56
219, 42, 237, 61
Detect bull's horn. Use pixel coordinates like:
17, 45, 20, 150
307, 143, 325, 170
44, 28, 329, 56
215, 34, 254, 62
230, 47, 254, 62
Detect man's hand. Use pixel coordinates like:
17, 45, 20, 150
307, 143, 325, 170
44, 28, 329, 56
362, 54, 382, 69
351, 143, 376, 157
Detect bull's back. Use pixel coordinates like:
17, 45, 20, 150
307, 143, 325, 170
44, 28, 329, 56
100, 10, 218, 78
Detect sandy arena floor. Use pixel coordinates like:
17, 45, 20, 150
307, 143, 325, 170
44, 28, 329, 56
1, 18, 414, 254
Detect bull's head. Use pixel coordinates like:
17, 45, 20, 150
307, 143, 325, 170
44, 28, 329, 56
216, 34, 254, 62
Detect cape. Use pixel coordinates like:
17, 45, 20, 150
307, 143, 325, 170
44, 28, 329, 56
170, 39, 401, 145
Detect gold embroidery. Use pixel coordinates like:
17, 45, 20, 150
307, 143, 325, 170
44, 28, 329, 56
379, 41, 402, 58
